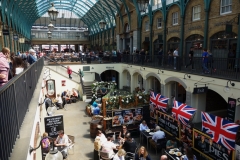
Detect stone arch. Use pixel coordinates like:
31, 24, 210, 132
99, 69, 120, 75
164, 77, 187, 89
146, 72, 161, 82
122, 68, 132, 75
185, 31, 204, 40
132, 70, 144, 78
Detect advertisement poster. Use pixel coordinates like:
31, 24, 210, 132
157, 111, 180, 138
134, 108, 143, 122
227, 97, 236, 122
122, 109, 134, 125
193, 129, 233, 160
112, 110, 122, 127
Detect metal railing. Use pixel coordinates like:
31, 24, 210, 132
0, 57, 44, 160
121, 55, 240, 81
44, 56, 85, 94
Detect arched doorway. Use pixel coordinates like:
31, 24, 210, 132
100, 70, 119, 89
153, 39, 163, 55
132, 72, 143, 92
167, 37, 180, 51
210, 31, 237, 58
146, 76, 161, 93
185, 34, 204, 61
124, 24, 131, 52
165, 81, 186, 106
122, 70, 131, 92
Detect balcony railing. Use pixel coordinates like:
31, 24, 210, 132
0, 58, 44, 160
121, 55, 240, 81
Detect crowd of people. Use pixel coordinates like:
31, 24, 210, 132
0, 47, 41, 88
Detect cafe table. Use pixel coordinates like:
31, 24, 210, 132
140, 130, 154, 149
165, 149, 183, 160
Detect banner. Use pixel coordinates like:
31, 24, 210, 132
133, 108, 143, 122
227, 97, 236, 122
193, 129, 233, 160
112, 110, 123, 127
122, 109, 134, 125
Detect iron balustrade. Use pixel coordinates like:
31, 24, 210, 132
0, 57, 44, 160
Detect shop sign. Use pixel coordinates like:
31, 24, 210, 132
2, 29, 9, 35
44, 115, 64, 138
106, 66, 114, 69
193, 87, 208, 94
157, 111, 179, 138
227, 97, 236, 122
168, 29, 180, 33
188, 25, 202, 30
193, 129, 233, 160
214, 21, 231, 27
13, 35, 18, 41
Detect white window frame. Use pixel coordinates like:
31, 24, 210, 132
172, 12, 178, 25
157, 18, 162, 29
192, 5, 201, 21
145, 21, 149, 31
220, 0, 232, 15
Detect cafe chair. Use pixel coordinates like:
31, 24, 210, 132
67, 135, 75, 155
99, 151, 115, 160
150, 138, 167, 155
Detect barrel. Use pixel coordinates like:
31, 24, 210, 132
90, 120, 102, 138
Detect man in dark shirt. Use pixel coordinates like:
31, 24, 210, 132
185, 47, 194, 69
122, 135, 137, 154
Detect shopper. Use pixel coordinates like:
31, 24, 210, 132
185, 47, 194, 69
67, 66, 72, 79
0, 47, 10, 87
202, 49, 209, 74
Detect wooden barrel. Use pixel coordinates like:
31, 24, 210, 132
90, 120, 102, 138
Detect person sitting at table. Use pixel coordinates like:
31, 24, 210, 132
101, 136, 117, 159
55, 94, 63, 109
160, 155, 168, 160
139, 120, 149, 131
95, 130, 107, 145
149, 126, 165, 148
135, 146, 151, 160
71, 88, 78, 99
118, 125, 130, 141
122, 134, 137, 155
94, 137, 101, 160
181, 148, 197, 160
54, 130, 69, 159
113, 149, 126, 160
166, 136, 178, 150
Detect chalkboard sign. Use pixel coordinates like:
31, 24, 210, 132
157, 111, 180, 138
227, 97, 236, 122
193, 129, 233, 160
44, 115, 64, 138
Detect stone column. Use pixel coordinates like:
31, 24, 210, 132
130, 74, 134, 92
192, 93, 206, 123
122, 38, 125, 51
58, 44, 61, 52
161, 84, 165, 95
130, 37, 133, 54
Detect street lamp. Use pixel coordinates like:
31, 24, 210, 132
137, 0, 149, 12
48, 3, 59, 21
29, 136, 63, 160
99, 19, 106, 30
47, 30, 52, 37
48, 22, 54, 31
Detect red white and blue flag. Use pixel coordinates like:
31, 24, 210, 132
201, 112, 239, 150
172, 101, 197, 126
150, 92, 169, 113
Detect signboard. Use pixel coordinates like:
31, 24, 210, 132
112, 110, 122, 127
13, 35, 18, 41
134, 108, 143, 122
122, 109, 134, 125
157, 111, 180, 138
193, 129, 233, 160
83, 66, 90, 71
193, 87, 208, 94
2, 29, 9, 35
227, 97, 236, 122
44, 115, 64, 138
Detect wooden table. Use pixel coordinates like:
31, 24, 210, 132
140, 131, 153, 149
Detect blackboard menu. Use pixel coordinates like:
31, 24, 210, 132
227, 97, 236, 122
44, 115, 64, 138
157, 111, 180, 138
193, 129, 233, 160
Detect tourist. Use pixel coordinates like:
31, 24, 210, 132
185, 47, 194, 69
122, 134, 137, 154
71, 88, 78, 99
139, 120, 149, 131
202, 48, 209, 74
149, 126, 165, 148
28, 49, 37, 65
113, 149, 126, 160
54, 130, 69, 159
166, 136, 177, 150
181, 148, 197, 160
67, 66, 72, 79
55, 94, 63, 109
12, 57, 26, 76
160, 155, 168, 160
173, 48, 179, 69
0, 47, 10, 87
135, 146, 151, 160
95, 130, 107, 145
42, 132, 50, 153
118, 125, 130, 141
94, 137, 101, 160
101, 136, 117, 159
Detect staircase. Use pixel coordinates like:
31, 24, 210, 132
84, 85, 92, 99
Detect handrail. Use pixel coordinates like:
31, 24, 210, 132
44, 56, 85, 94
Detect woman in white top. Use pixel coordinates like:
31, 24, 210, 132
113, 149, 126, 160
12, 57, 26, 76
55, 94, 63, 109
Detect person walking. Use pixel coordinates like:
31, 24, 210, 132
202, 49, 210, 74
185, 47, 194, 69
67, 66, 72, 79
0, 47, 10, 87
173, 48, 179, 69
208, 50, 216, 72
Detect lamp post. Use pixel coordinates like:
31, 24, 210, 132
137, 0, 149, 12
29, 136, 63, 160
99, 19, 106, 30
47, 30, 52, 37
48, 3, 59, 21
48, 22, 54, 31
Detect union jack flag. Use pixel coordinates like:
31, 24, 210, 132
150, 92, 169, 112
201, 112, 239, 150
172, 101, 197, 126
